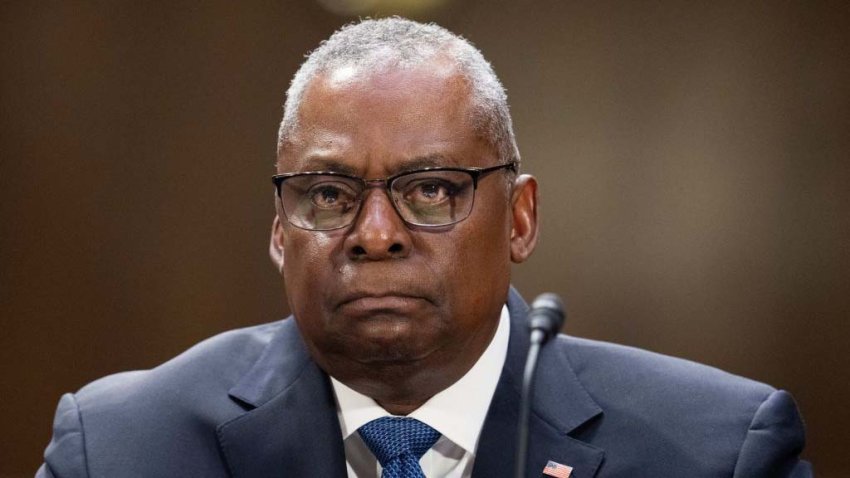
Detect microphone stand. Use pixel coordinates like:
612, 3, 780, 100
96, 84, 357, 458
514, 293, 565, 478
515, 328, 545, 478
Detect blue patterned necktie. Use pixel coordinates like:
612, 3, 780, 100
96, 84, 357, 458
358, 416, 442, 478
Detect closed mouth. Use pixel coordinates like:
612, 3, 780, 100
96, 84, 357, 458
336, 292, 433, 312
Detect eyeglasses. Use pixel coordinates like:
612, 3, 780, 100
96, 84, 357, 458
272, 162, 517, 231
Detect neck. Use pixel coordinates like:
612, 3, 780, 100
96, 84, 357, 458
376, 398, 428, 416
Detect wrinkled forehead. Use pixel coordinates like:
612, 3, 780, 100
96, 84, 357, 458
303, 54, 473, 127
278, 59, 486, 173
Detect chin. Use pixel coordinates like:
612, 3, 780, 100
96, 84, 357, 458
332, 310, 443, 352
348, 336, 436, 365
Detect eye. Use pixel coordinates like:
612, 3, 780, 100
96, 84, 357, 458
403, 179, 457, 204
308, 182, 357, 209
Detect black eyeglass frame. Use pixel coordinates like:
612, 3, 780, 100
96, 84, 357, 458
271, 161, 518, 231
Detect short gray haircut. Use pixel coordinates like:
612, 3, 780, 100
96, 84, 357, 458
277, 17, 520, 166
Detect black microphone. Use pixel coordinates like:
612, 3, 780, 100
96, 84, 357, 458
528, 293, 566, 346
515, 293, 566, 478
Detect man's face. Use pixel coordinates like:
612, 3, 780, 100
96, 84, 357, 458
272, 60, 536, 406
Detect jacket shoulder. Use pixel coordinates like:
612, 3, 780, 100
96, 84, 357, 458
555, 335, 808, 476
49, 321, 286, 476
559, 335, 775, 402
76, 320, 281, 406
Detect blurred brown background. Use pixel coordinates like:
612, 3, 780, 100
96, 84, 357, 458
1, 1, 848, 476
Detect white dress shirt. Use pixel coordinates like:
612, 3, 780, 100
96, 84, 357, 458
330, 305, 511, 478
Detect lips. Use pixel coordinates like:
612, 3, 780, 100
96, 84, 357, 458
338, 292, 426, 307
335, 290, 434, 316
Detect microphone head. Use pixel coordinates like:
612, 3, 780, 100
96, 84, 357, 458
528, 293, 566, 339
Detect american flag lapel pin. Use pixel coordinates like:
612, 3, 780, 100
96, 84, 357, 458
542, 460, 573, 478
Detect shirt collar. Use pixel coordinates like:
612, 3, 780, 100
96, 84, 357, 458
331, 304, 510, 455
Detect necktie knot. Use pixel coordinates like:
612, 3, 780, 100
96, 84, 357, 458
358, 417, 441, 477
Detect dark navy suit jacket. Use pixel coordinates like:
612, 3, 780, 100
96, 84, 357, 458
38, 289, 812, 477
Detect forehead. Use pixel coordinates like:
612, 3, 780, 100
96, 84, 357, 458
279, 60, 492, 174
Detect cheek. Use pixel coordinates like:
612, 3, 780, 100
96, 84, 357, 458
464, 196, 513, 262
283, 229, 340, 267
281, 231, 343, 312
437, 206, 512, 303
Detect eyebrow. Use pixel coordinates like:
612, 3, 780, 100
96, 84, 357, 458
395, 154, 459, 173
294, 153, 460, 177
297, 158, 359, 176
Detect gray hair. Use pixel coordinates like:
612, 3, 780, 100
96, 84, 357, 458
277, 17, 520, 166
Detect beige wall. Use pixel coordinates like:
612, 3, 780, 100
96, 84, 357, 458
1, 1, 848, 475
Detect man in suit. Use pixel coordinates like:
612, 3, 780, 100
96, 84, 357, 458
39, 18, 811, 477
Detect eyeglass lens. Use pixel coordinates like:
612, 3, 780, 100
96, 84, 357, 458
279, 170, 476, 230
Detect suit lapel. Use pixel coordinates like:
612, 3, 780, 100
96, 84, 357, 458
216, 318, 347, 478
473, 288, 605, 478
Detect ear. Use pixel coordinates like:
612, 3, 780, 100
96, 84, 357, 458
269, 215, 285, 274
509, 174, 539, 263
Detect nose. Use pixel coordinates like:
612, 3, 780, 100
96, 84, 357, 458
344, 188, 412, 261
